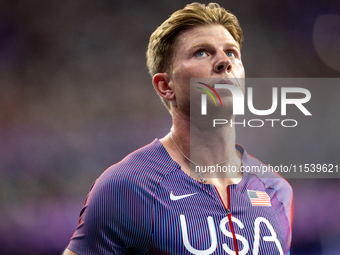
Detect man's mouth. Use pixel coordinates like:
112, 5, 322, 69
213, 79, 235, 88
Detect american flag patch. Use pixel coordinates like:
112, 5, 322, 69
247, 190, 271, 206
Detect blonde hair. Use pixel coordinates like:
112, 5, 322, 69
146, 2, 243, 112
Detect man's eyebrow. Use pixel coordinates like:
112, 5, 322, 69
189, 42, 240, 51
189, 43, 213, 51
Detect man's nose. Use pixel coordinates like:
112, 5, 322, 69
214, 51, 232, 73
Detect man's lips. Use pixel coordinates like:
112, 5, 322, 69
214, 79, 235, 88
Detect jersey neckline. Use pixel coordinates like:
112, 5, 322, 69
153, 138, 249, 189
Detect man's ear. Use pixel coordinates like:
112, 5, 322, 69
152, 73, 175, 101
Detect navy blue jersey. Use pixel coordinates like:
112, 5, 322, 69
68, 139, 293, 255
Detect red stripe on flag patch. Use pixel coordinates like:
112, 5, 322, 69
247, 190, 271, 206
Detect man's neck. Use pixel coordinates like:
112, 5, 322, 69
160, 109, 242, 182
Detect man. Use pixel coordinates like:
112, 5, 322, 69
64, 3, 293, 255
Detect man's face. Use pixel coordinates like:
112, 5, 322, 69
168, 24, 245, 116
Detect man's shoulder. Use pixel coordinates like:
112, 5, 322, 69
239, 145, 292, 184
94, 139, 178, 190
239, 145, 294, 229
241, 147, 292, 191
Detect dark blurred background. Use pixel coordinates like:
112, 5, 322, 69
0, 0, 339, 254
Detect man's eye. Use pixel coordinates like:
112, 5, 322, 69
226, 51, 235, 58
195, 50, 207, 57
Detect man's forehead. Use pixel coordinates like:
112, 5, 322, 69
176, 24, 240, 50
